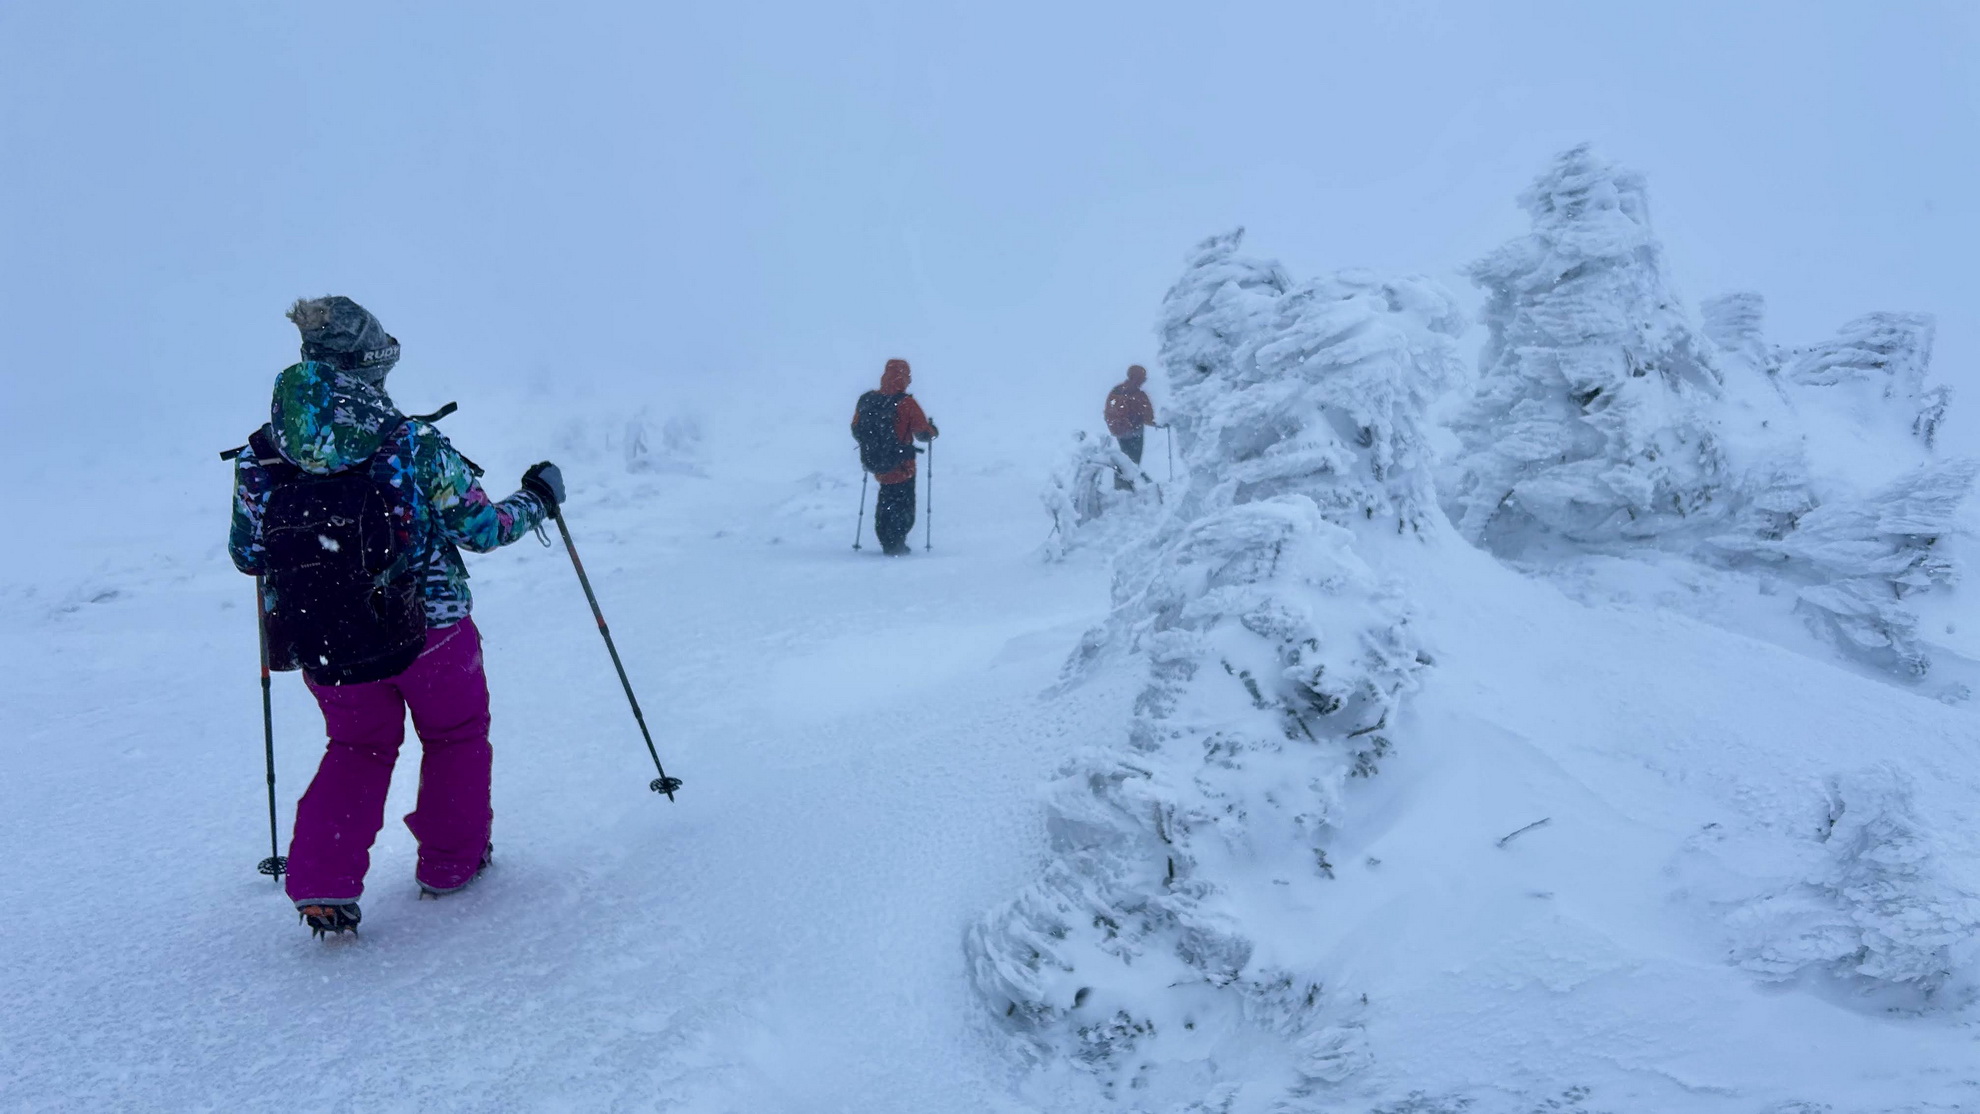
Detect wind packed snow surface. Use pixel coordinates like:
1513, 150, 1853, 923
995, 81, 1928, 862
8, 147, 1980, 1114
0, 382, 1135, 1113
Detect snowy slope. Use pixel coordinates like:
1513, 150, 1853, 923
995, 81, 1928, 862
965, 215, 1980, 1112
1345, 532, 1980, 1112
975, 532, 1980, 1114
5, 5, 1979, 1109
6, 368, 1979, 1113
0, 382, 1126, 1112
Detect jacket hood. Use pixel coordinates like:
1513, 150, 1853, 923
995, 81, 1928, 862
880, 358, 911, 395
269, 361, 398, 475
1125, 364, 1148, 387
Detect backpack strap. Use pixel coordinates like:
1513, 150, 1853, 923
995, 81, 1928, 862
411, 419, 484, 477
242, 426, 295, 471
219, 401, 458, 461
400, 402, 480, 474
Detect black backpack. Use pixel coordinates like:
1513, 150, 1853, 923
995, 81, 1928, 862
853, 391, 914, 475
249, 425, 426, 686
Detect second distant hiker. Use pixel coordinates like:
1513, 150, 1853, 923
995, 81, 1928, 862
1104, 364, 1161, 490
852, 358, 939, 555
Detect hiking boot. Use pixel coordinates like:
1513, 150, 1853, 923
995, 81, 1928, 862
297, 901, 362, 938
418, 843, 493, 899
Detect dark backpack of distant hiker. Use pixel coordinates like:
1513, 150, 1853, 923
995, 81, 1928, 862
249, 425, 426, 685
853, 390, 915, 475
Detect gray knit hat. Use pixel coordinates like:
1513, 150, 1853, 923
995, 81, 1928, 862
287, 296, 399, 384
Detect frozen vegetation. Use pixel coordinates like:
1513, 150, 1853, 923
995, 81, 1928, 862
969, 230, 1466, 1108
1039, 430, 1163, 563
1446, 146, 1974, 681
969, 149, 1980, 1112
1446, 144, 1729, 551
1724, 763, 1980, 1010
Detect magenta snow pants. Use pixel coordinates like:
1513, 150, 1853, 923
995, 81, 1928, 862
285, 617, 493, 905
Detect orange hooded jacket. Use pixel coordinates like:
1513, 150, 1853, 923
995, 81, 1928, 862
853, 358, 936, 484
1105, 365, 1157, 438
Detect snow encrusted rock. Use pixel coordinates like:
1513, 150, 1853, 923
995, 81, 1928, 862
968, 230, 1462, 1110
1728, 764, 1980, 1011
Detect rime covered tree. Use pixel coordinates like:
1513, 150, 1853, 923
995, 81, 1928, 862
968, 231, 1463, 1106
1781, 311, 1949, 449
1729, 765, 1980, 1010
1692, 297, 1972, 677
1709, 460, 1978, 677
1452, 147, 1974, 682
1447, 144, 1727, 553
1701, 292, 1776, 382
1694, 291, 1812, 548
1039, 430, 1161, 563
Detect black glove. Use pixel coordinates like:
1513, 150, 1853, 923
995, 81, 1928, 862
522, 461, 565, 510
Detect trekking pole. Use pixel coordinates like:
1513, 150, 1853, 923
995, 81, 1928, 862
1166, 426, 1174, 483
253, 579, 286, 881
549, 507, 683, 800
924, 438, 934, 552
853, 471, 868, 551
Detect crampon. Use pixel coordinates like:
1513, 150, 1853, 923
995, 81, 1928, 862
298, 902, 361, 939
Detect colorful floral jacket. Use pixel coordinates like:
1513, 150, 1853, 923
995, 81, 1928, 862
228, 362, 548, 626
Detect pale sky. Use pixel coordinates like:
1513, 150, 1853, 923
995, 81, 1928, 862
3, 1, 1974, 454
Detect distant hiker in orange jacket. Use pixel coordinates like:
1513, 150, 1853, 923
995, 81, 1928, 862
851, 358, 939, 555
1104, 364, 1160, 489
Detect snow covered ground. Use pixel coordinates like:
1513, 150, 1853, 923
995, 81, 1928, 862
1338, 534, 1980, 1113
0, 379, 1130, 1112
5, 7, 1979, 1110
4, 363, 1979, 1112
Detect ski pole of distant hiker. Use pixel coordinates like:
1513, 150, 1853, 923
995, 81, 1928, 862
1166, 426, 1174, 483
853, 471, 868, 551
253, 578, 286, 880
924, 438, 934, 551
549, 507, 683, 800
